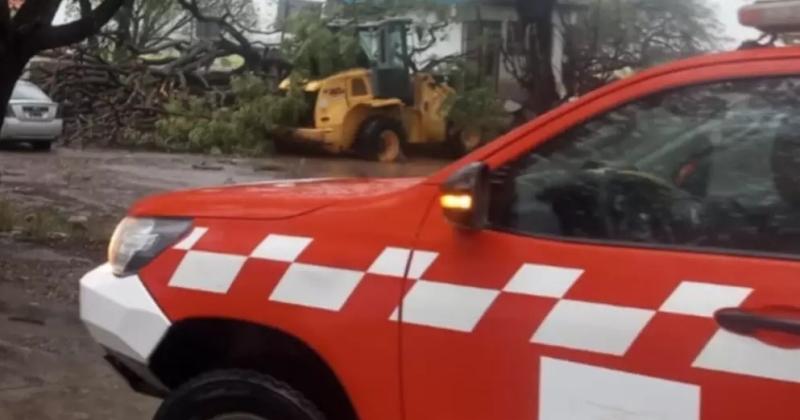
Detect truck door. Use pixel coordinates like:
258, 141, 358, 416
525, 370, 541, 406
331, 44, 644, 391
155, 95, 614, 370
401, 60, 800, 419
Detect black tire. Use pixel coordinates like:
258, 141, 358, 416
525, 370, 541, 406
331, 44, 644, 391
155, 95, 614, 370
153, 370, 325, 420
354, 116, 406, 162
31, 141, 53, 151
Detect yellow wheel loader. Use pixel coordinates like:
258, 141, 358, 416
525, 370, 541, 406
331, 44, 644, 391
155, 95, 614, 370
280, 19, 482, 162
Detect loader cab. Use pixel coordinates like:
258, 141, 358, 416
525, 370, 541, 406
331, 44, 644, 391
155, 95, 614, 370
356, 19, 415, 105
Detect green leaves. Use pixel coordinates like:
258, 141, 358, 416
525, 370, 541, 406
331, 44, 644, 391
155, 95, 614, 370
440, 61, 506, 135
282, 14, 364, 80
152, 74, 309, 156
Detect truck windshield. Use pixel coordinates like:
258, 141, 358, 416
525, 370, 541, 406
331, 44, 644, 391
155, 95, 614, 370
358, 30, 380, 66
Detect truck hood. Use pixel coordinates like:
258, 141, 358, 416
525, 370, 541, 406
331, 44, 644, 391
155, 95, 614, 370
129, 177, 424, 219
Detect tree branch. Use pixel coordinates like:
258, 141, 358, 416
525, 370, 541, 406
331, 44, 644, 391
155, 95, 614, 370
32, 0, 127, 51
419, 52, 464, 73
408, 21, 449, 58
177, 0, 250, 47
14, 0, 55, 26
0, 0, 10, 31
177, 0, 266, 69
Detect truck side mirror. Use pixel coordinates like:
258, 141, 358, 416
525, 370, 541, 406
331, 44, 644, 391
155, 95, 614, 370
439, 162, 490, 230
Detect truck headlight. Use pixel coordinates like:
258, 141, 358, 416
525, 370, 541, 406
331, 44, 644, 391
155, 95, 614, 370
108, 217, 192, 276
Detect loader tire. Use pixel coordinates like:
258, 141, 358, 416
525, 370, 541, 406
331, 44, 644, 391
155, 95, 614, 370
355, 117, 406, 162
153, 370, 325, 420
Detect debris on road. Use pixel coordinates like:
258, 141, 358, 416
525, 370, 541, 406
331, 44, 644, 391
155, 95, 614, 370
0, 147, 445, 419
67, 215, 89, 231
191, 162, 225, 171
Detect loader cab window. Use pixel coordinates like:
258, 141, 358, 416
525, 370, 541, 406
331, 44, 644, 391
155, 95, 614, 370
363, 21, 414, 104
383, 23, 408, 69
351, 78, 369, 97
489, 76, 800, 257
357, 22, 408, 70
359, 30, 381, 67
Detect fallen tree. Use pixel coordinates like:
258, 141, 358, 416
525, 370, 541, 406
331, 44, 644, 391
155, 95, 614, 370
27, 22, 292, 147
31, 1, 504, 155
25, 0, 293, 149
30, 49, 175, 146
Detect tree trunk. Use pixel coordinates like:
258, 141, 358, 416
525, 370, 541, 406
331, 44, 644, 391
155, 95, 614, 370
0, 0, 126, 131
517, 0, 559, 115
79, 0, 93, 17
113, 0, 135, 59
530, 11, 558, 114
79, 0, 99, 49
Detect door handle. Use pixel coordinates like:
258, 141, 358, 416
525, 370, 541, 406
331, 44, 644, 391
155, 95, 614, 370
715, 307, 800, 337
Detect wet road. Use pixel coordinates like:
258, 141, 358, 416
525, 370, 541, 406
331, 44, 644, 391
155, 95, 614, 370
0, 146, 448, 420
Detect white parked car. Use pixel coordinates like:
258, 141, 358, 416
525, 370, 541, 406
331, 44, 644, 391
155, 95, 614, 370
1, 80, 63, 151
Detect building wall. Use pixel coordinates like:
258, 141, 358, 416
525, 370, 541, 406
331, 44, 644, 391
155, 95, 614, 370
498, 50, 528, 104
277, 0, 533, 103
403, 4, 523, 102
456, 3, 526, 103
407, 8, 464, 70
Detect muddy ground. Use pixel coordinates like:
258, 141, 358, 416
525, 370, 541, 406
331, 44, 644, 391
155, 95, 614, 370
0, 146, 445, 419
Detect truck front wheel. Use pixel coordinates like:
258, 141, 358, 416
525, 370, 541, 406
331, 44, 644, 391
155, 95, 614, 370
153, 370, 325, 420
355, 116, 406, 162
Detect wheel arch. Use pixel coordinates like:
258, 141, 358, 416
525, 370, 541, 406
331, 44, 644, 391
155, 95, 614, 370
150, 317, 358, 420
342, 103, 404, 150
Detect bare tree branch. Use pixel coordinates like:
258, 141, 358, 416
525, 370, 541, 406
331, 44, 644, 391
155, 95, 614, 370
419, 52, 465, 73
33, 0, 127, 51
14, 0, 56, 26
408, 20, 449, 58
176, 0, 265, 67
0, 0, 10, 30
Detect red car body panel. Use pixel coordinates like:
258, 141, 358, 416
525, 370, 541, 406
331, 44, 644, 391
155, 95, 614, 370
132, 46, 800, 420
139, 184, 440, 420
130, 177, 424, 219
403, 208, 800, 420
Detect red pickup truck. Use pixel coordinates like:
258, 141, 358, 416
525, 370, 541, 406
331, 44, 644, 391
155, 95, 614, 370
81, 5, 800, 420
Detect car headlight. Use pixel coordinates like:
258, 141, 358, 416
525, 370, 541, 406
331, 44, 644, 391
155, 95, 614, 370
108, 217, 192, 277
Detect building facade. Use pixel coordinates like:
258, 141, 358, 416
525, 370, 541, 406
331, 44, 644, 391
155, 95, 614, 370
407, 0, 589, 103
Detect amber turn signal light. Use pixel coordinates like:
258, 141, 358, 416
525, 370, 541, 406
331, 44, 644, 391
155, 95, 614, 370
440, 194, 473, 211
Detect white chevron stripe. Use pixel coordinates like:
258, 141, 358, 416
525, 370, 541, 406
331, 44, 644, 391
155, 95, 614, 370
167, 229, 787, 390
503, 263, 583, 298
168, 251, 247, 294
693, 330, 800, 383
269, 263, 364, 311
540, 357, 700, 420
368, 247, 438, 279
173, 227, 208, 250
392, 280, 499, 332
659, 281, 752, 317
251, 234, 313, 262
532, 300, 655, 356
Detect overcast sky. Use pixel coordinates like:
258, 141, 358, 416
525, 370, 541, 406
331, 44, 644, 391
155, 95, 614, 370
714, 0, 761, 46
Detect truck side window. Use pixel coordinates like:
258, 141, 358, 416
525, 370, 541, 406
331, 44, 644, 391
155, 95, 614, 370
351, 78, 368, 97
489, 76, 800, 257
